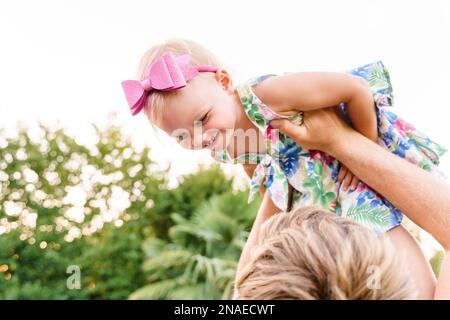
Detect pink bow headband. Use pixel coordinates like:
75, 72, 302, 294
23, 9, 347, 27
121, 51, 218, 116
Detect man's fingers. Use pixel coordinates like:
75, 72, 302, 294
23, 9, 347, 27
271, 119, 306, 142
271, 119, 299, 133
341, 171, 353, 191
349, 176, 360, 191
337, 166, 348, 182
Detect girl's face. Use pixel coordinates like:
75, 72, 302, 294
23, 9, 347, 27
154, 71, 239, 151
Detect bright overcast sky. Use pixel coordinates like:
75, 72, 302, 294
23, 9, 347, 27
1, 0, 449, 186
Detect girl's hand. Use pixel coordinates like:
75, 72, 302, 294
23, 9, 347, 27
337, 164, 360, 191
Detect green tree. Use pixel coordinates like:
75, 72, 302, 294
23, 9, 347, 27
0, 122, 165, 298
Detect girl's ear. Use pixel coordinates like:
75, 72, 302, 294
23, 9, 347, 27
215, 69, 233, 90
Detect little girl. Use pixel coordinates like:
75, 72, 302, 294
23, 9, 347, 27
122, 39, 447, 235
122, 39, 446, 298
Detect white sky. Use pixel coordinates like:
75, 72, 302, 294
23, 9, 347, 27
1, 0, 449, 177
1, 0, 450, 253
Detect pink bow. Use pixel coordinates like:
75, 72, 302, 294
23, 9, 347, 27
121, 51, 218, 116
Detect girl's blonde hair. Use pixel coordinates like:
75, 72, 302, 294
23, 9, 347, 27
235, 206, 416, 300
136, 38, 224, 130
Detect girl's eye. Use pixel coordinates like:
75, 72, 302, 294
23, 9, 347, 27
176, 133, 187, 143
200, 112, 209, 125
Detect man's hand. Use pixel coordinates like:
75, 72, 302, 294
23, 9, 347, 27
337, 164, 360, 192
270, 108, 362, 191
269, 107, 354, 155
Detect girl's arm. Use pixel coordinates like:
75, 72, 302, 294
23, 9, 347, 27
254, 72, 377, 190
253, 72, 378, 141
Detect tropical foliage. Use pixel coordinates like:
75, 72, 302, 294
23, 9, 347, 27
130, 191, 258, 299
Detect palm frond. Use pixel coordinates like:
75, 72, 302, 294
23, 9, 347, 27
166, 283, 215, 300
131, 190, 256, 299
142, 248, 193, 281
169, 223, 223, 248
141, 238, 167, 258
129, 279, 178, 300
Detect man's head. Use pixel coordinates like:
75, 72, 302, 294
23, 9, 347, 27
235, 206, 416, 299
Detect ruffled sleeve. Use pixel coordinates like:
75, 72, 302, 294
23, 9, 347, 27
346, 60, 394, 108
338, 60, 394, 125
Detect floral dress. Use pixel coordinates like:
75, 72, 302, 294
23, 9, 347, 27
212, 61, 447, 233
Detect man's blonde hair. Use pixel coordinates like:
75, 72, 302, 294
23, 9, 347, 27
136, 38, 223, 130
236, 206, 416, 300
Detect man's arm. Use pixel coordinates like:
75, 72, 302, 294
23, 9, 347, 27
233, 191, 280, 299
231, 164, 272, 299
270, 108, 450, 299
330, 132, 450, 248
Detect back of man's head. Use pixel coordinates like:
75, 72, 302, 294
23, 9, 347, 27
235, 206, 415, 300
